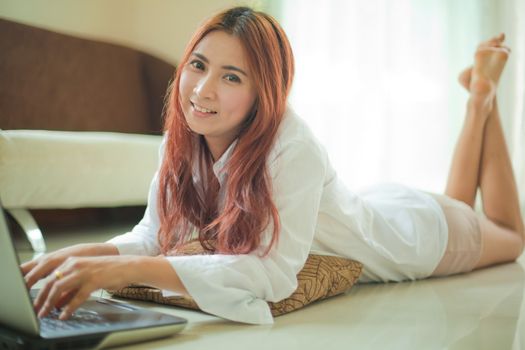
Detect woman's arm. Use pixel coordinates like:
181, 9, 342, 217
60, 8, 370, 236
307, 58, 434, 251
33, 254, 188, 320
130, 255, 188, 294
22, 242, 120, 289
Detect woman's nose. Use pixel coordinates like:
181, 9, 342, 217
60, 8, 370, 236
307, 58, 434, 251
194, 75, 216, 100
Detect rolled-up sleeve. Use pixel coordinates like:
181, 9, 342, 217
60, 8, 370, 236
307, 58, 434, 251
165, 139, 327, 324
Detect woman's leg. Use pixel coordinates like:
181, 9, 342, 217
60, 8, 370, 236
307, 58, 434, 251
445, 34, 524, 268
474, 97, 525, 268
443, 96, 486, 208
445, 34, 506, 207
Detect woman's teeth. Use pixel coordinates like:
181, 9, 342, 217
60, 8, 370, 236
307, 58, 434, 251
193, 103, 216, 114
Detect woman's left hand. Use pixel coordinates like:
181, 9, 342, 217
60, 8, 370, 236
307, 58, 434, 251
33, 255, 138, 320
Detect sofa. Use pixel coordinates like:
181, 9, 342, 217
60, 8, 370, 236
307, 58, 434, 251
0, 18, 175, 252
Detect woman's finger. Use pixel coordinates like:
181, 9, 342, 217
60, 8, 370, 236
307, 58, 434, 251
55, 289, 77, 310
59, 287, 93, 320
25, 265, 53, 290
24, 257, 61, 289
20, 259, 38, 276
38, 272, 80, 318
33, 272, 58, 315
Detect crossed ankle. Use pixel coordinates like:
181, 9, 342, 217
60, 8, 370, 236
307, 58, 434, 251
469, 94, 494, 114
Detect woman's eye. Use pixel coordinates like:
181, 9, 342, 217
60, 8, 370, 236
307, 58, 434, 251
189, 60, 205, 70
224, 74, 241, 83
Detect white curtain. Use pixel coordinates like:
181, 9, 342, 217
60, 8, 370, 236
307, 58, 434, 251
267, 0, 525, 213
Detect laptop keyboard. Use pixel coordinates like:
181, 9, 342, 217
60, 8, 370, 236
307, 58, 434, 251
40, 307, 111, 332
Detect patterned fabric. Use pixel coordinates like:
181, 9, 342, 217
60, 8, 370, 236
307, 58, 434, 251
108, 240, 362, 317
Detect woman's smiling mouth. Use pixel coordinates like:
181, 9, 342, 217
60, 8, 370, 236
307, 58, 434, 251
191, 102, 217, 116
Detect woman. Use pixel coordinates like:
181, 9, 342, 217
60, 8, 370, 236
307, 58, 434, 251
22, 7, 524, 325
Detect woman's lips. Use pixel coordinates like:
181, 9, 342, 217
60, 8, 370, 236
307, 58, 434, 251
191, 102, 217, 117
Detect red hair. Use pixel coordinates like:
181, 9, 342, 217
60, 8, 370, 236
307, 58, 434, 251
157, 7, 294, 255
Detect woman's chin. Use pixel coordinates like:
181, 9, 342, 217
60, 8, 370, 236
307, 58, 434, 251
185, 120, 210, 137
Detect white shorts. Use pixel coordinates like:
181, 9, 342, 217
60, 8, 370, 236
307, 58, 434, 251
429, 193, 483, 277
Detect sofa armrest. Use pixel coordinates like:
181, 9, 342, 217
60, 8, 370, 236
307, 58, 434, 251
0, 130, 162, 209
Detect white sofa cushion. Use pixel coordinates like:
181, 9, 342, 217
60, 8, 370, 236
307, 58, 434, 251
0, 130, 162, 209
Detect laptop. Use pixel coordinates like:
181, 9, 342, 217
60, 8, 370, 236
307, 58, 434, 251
0, 205, 187, 350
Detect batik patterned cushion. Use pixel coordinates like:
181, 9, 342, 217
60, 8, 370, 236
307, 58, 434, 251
108, 240, 362, 317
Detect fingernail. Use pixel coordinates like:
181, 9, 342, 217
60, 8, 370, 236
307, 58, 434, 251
59, 311, 69, 320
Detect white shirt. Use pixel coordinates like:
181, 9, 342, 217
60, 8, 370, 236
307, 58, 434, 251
107, 107, 448, 325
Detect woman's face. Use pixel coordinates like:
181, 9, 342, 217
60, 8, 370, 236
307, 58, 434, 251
179, 30, 257, 159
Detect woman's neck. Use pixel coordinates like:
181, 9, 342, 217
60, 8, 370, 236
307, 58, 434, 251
204, 136, 234, 162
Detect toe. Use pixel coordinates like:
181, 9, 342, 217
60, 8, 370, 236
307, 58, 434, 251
477, 33, 506, 49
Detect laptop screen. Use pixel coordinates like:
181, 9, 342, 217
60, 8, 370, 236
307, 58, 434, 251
0, 205, 40, 335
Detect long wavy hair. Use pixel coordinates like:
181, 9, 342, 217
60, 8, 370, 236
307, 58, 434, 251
157, 7, 294, 255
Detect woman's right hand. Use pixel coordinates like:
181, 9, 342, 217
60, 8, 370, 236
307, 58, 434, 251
21, 243, 119, 289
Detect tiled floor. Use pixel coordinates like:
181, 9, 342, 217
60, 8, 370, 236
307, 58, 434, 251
13, 218, 525, 350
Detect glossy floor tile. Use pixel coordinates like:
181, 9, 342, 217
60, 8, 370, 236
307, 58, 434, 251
13, 219, 525, 350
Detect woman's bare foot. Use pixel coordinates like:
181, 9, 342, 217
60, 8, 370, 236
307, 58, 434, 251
458, 34, 510, 112
458, 34, 510, 91
471, 46, 509, 95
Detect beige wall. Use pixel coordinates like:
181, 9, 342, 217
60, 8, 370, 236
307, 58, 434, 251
0, 0, 266, 64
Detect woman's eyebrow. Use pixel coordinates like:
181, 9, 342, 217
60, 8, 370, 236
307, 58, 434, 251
192, 52, 248, 77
